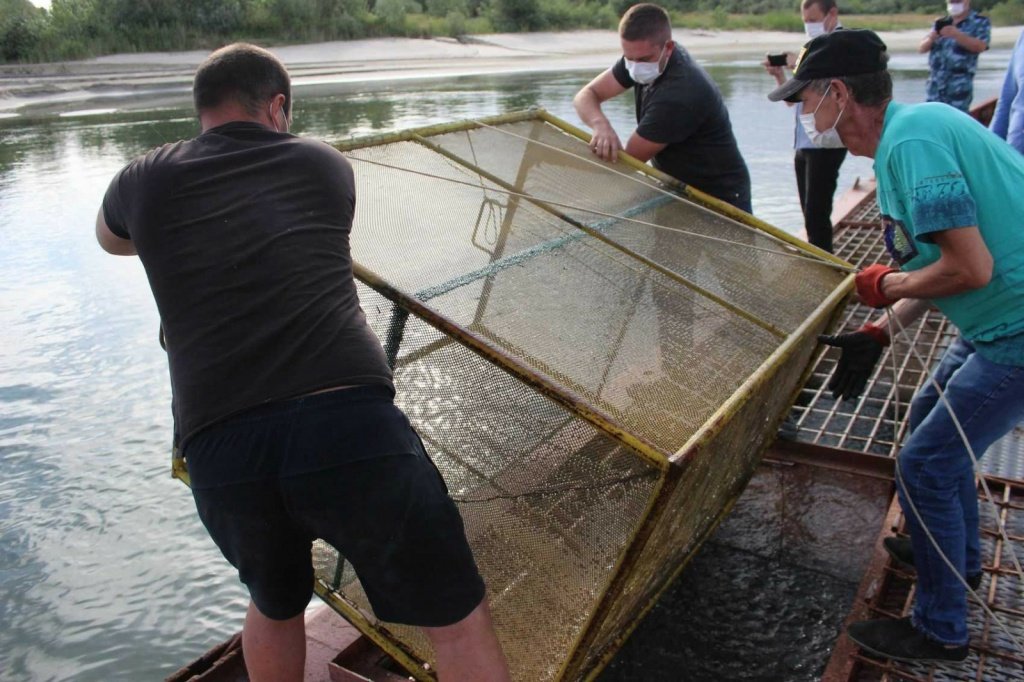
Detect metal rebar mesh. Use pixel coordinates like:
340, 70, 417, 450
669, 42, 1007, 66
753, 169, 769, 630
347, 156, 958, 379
848, 481, 1024, 681
788, 195, 958, 457
309, 111, 848, 681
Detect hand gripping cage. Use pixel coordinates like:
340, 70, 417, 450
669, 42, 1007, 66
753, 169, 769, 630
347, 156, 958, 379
173, 108, 853, 681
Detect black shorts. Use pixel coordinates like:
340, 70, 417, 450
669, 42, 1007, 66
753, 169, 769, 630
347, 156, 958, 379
183, 385, 485, 625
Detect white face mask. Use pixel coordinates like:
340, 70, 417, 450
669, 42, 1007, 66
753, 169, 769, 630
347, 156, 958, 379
947, 2, 965, 14
624, 45, 667, 85
799, 85, 846, 149
804, 21, 826, 39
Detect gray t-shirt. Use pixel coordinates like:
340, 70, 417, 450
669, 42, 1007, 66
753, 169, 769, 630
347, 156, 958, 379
612, 46, 751, 209
102, 122, 394, 446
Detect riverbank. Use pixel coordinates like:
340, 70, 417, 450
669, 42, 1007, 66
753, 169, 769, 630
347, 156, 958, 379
1, 26, 1021, 116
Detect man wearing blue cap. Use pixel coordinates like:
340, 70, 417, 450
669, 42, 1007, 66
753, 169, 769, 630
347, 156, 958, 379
769, 29, 1024, 663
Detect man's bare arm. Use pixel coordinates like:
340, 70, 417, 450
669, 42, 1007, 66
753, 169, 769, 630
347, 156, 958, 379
919, 30, 937, 53
623, 132, 667, 163
96, 208, 137, 256
880, 226, 992, 301
573, 69, 628, 162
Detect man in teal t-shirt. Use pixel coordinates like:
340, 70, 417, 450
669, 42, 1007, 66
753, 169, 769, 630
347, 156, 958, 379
875, 101, 1024, 360
769, 29, 1024, 663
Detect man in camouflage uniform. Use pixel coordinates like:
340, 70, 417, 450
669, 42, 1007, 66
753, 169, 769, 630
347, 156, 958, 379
919, 0, 990, 111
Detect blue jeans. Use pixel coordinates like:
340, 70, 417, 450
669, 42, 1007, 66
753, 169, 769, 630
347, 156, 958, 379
897, 336, 1024, 645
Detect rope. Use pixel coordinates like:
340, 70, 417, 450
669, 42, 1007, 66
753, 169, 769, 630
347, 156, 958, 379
345, 152, 856, 272
884, 310, 1024, 654
469, 118, 851, 274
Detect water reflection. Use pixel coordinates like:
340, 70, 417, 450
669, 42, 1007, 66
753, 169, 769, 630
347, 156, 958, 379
0, 50, 1013, 681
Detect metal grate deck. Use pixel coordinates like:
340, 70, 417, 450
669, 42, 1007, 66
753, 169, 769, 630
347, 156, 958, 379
788, 189, 958, 457
834, 483, 1024, 682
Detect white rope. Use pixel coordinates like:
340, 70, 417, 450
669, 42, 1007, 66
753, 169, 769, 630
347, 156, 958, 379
345, 152, 856, 272
884, 310, 1024, 653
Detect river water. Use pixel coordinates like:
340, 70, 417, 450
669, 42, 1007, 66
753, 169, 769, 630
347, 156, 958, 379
0, 48, 1013, 681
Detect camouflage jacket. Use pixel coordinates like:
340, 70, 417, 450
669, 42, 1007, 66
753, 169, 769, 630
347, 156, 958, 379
926, 10, 991, 111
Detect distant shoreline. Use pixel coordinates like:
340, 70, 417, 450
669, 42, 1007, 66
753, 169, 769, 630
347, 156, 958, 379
2, 27, 1021, 116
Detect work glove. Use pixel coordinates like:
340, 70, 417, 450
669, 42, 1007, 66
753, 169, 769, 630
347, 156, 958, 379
817, 323, 889, 401
855, 264, 899, 309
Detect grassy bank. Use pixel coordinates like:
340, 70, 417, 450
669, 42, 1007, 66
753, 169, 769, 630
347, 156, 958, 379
670, 11, 953, 31
3, 0, 1023, 65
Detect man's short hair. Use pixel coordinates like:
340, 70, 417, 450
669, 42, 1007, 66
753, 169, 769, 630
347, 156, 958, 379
619, 3, 672, 43
801, 0, 837, 13
193, 43, 291, 117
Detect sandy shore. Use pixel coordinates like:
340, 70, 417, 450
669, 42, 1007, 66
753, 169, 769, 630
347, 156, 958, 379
1, 27, 1021, 115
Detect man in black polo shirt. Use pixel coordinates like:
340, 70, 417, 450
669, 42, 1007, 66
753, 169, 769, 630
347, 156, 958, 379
95, 43, 510, 682
574, 2, 752, 212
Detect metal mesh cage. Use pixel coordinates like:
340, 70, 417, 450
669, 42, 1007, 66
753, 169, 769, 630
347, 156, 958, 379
300, 109, 852, 681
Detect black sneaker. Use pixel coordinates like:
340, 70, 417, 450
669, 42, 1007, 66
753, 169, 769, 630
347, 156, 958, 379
847, 617, 969, 663
882, 536, 983, 590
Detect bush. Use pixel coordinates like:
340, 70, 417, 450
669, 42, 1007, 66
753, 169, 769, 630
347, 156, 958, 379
989, 0, 1024, 24
1, 13, 47, 62
490, 0, 544, 31
711, 6, 728, 27
444, 9, 468, 34
426, 0, 469, 17
374, 0, 410, 31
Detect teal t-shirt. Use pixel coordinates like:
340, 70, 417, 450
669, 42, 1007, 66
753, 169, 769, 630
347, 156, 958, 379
874, 102, 1024, 366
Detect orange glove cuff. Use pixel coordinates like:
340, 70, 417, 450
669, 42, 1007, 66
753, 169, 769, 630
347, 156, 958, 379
855, 264, 899, 308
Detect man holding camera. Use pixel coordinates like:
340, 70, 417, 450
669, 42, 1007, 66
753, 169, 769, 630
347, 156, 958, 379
765, 0, 845, 253
920, 0, 990, 112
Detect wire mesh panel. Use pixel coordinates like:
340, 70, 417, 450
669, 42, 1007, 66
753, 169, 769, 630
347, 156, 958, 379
310, 110, 850, 681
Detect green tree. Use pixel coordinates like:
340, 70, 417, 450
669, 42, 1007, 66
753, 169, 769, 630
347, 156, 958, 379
1, 13, 43, 61
374, 0, 407, 30
426, 0, 468, 16
490, 0, 543, 30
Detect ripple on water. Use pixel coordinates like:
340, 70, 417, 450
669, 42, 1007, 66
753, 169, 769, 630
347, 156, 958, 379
599, 541, 857, 682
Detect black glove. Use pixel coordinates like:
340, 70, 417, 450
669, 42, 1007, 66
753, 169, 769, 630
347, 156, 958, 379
817, 324, 888, 401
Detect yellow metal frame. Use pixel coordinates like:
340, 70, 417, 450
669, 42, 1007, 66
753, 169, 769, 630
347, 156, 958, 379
314, 579, 436, 682
354, 262, 670, 472
558, 273, 849, 680
536, 109, 852, 269
331, 109, 854, 681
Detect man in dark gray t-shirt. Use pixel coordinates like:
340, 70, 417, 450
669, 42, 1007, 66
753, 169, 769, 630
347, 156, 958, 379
574, 3, 751, 211
96, 43, 510, 682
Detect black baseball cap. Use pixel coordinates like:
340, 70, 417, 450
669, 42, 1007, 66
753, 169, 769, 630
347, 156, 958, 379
767, 29, 888, 102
